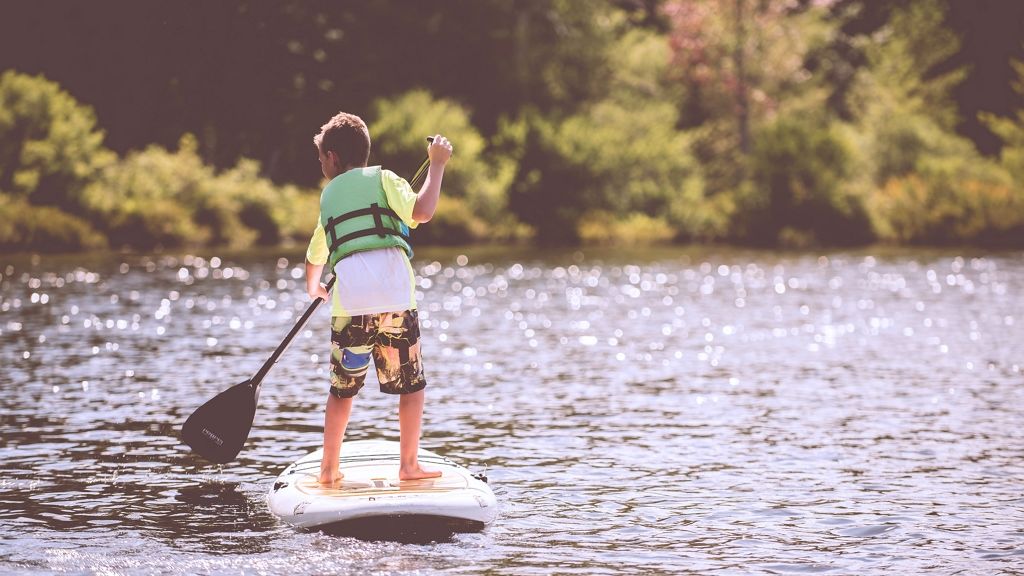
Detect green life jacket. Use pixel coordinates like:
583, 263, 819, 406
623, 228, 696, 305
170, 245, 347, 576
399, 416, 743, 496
320, 166, 412, 269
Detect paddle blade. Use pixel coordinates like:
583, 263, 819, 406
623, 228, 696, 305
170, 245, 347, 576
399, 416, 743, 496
181, 380, 258, 464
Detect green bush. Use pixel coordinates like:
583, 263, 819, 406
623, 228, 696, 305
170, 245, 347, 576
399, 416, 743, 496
106, 198, 203, 250
855, 106, 980, 190
81, 135, 210, 248
504, 112, 589, 244
849, 46, 1024, 248
741, 116, 873, 246
369, 90, 513, 242
191, 190, 254, 248
0, 196, 107, 252
577, 210, 676, 245
506, 29, 724, 245
868, 160, 1024, 246
830, 0, 1024, 246
980, 61, 1024, 187
83, 135, 319, 250
0, 71, 114, 209
208, 159, 284, 246
199, 159, 319, 247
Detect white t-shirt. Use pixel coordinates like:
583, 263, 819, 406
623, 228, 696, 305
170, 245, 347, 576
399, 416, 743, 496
306, 168, 419, 317
330, 247, 416, 316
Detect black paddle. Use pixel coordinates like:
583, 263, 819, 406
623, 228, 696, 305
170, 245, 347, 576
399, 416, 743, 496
180, 274, 337, 464
181, 139, 436, 464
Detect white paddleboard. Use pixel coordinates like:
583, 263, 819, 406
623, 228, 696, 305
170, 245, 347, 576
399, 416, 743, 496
267, 440, 497, 533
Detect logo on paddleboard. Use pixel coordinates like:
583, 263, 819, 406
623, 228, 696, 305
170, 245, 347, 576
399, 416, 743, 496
201, 428, 224, 446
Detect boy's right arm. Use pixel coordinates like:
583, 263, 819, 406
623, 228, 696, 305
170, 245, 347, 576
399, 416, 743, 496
306, 261, 328, 300
411, 134, 452, 223
306, 221, 330, 301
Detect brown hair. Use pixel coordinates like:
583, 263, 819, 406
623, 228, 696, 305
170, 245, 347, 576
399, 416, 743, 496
314, 112, 371, 168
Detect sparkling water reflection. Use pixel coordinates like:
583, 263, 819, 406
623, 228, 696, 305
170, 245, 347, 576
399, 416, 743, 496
1, 246, 1022, 574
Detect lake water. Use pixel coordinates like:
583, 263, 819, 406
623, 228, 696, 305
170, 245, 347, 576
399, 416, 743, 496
1, 245, 1022, 575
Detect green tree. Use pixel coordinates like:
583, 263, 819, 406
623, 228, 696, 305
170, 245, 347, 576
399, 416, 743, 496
0, 196, 107, 252
508, 28, 718, 244
662, 0, 853, 246
981, 60, 1024, 185
866, 163, 1021, 246
0, 71, 114, 209
742, 115, 872, 246
369, 90, 519, 244
845, 0, 966, 184
663, 0, 838, 141
847, 0, 1024, 245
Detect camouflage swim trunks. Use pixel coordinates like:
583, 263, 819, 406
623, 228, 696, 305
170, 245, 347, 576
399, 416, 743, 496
328, 309, 426, 398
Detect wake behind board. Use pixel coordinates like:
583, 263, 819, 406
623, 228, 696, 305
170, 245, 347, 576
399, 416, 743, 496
267, 440, 497, 536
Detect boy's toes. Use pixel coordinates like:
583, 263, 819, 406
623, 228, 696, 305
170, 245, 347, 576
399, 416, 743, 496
399, 467, 442, 481
318, 471, 344, 486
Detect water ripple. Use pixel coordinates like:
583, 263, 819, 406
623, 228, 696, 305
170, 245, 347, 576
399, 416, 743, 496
1, 247, 1022, 574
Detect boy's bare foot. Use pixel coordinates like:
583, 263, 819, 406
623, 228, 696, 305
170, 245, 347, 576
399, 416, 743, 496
319, 468, 344, 486
399, 464, 442, 481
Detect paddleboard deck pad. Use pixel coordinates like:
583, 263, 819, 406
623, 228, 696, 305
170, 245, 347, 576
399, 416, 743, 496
267, 440, 497, 535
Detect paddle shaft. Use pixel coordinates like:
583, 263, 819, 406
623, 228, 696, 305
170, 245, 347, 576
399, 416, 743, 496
250, 275, 335, 388
407, 136, 437, 190
249, 141, 435, 390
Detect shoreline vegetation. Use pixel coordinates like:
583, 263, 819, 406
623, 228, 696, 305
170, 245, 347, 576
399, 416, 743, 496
2, 2, 1023, 254
6, 244, 1022, 281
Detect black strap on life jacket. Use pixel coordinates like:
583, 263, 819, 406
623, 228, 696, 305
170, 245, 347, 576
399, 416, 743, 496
325, 203, 410, 253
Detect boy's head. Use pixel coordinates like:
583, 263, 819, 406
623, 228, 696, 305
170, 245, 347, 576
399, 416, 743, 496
314, 112, 370, 179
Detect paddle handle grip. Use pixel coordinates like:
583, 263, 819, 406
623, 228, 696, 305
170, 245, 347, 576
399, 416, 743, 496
251, 275, 336, 387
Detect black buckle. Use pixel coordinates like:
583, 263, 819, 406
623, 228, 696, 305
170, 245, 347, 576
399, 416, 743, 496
325, 203, 409, 253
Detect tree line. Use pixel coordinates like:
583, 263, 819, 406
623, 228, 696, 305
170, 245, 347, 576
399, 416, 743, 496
1, 0, 1023, 252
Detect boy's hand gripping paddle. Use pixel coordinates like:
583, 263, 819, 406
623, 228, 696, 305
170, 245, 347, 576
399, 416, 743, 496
181, 141, 435, 464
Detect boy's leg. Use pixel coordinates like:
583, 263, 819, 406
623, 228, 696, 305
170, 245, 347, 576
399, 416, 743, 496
320, 393, 353, 485
371, 310, 440, 481
320, 315, 374, 485
398, 388, 441, 480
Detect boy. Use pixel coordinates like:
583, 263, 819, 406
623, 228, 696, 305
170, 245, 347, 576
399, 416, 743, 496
304, 111, 451, 485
